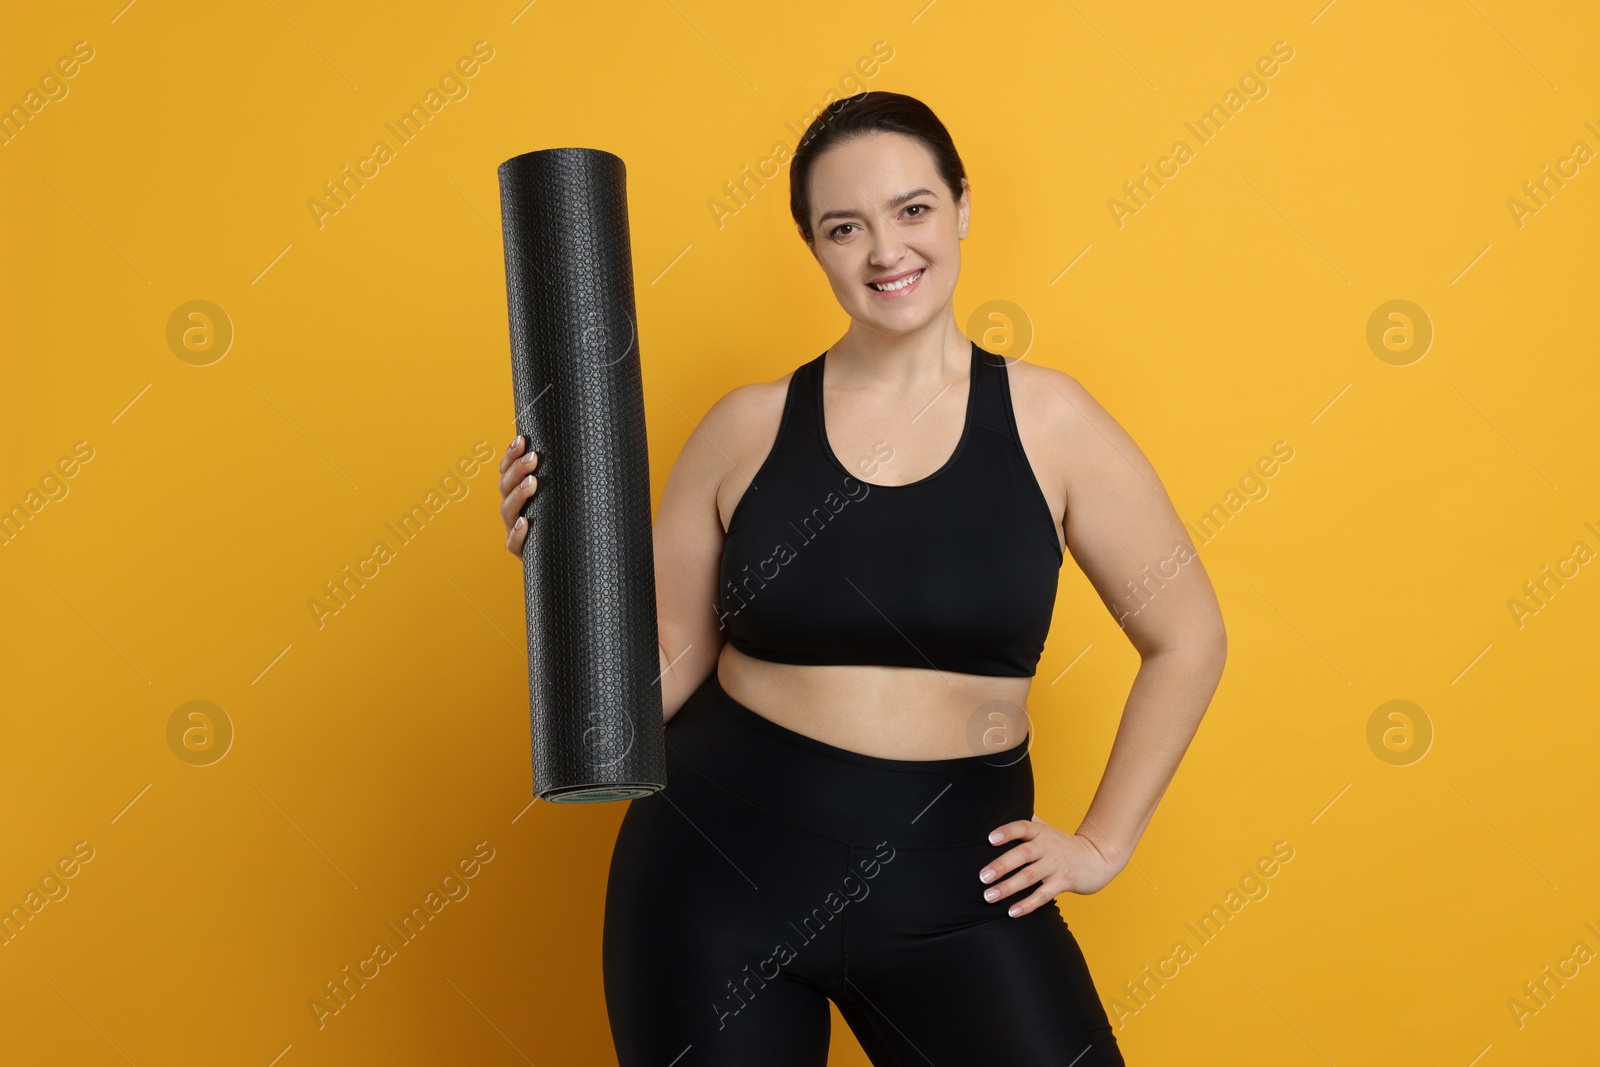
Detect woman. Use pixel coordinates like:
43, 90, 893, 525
499, 92, 1225, 1066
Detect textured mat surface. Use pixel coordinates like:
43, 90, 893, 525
498, 147, 666, 803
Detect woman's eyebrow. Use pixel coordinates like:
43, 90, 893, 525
816, 187, 937, 226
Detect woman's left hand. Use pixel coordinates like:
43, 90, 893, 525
978, 815, 1125, 917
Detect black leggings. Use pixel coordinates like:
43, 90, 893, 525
602, 670, 1126, 1065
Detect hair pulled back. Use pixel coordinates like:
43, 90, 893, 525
788, 91, 968, 245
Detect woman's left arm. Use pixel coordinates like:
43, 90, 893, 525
981, 368, 1226, 914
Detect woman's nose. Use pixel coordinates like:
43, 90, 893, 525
868, 223, 909, 265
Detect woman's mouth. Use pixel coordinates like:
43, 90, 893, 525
867, 268, 925, 299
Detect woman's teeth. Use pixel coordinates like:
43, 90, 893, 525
870, 269, 923, 292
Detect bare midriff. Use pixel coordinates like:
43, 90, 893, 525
715, 642, 1035, 761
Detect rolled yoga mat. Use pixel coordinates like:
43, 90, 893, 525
497, 146, 666, 804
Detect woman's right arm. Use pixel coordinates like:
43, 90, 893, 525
499, 385, 765, 725
646, 389, 757, 723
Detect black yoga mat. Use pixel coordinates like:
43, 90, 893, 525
497, 146, 666, 804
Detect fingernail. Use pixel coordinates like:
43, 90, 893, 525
523, 474, 534, 489
515, 516, 525, 529
1008, 905, 1021, 917
979, 869, 994, 883
984, 888, 998, 901
988, 831, 1002, 844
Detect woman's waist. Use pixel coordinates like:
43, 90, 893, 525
717, 646, 1034, 762
662, 666, 1035, 848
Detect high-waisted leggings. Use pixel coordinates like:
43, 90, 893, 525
602, 670, 1126, 1066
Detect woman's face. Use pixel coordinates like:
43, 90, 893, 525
803, 131, 970, 336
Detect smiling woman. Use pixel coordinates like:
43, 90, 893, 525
497, 89, 1227, 1066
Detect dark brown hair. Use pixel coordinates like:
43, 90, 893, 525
788, 91, 968, 245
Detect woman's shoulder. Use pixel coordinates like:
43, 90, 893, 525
1003, 353, 1101, 440
1005, 353, 1162, 510
691, 365, 801, 532
702, 364, 798, 444
669, 362, 800, 501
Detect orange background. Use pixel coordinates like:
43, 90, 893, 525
2, 1, 1597, 1064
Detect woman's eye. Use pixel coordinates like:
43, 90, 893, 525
828, 205, 926, 239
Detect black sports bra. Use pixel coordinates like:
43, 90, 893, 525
716, 339, 1065, 677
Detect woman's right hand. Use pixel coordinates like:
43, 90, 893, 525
499, 434, 540, 556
